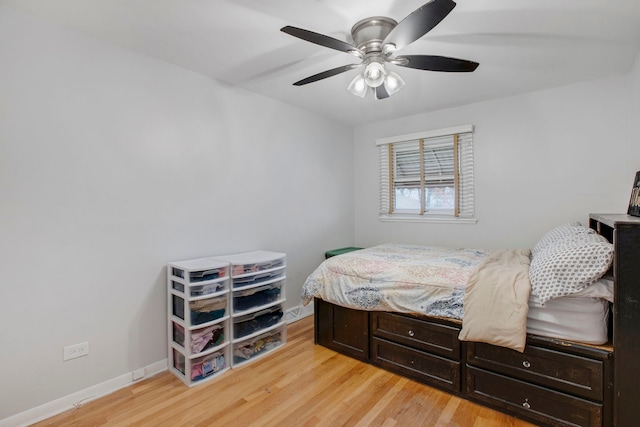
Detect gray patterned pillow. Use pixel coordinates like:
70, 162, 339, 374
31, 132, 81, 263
530, 233, 613, 304
531, 222, 595, 257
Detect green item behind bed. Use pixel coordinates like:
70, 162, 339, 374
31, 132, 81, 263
324, 247, 364, 259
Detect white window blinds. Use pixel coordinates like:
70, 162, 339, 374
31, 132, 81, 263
377, 125, 475, 221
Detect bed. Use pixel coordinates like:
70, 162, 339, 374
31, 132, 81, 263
303, 214, 640, 427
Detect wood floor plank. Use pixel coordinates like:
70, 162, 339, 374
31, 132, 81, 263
32, 316, 536, 427
289, 362, 376, 426
353, 377, 411, 427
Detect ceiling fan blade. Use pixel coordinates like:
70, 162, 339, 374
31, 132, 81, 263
383, 0, 456, 51
375, 85, 390, 100
281, 26, 363, 57
293, 63, 361, 86
393, 55, 478, 72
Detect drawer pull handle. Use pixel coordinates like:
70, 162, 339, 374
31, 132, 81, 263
408, 330, 415, 337
522, 360, 531, 368
522, 399, 531, 409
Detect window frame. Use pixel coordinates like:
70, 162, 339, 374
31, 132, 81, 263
376, 125, 477, 224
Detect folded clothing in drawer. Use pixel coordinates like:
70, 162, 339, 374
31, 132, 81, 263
173, 350, 227, 381
189, 297, 227, 325
191, 352, 226, 381
233, 305, 283, 339
173, 322, 225, 354
172, 295, 227, 325
233, 283, 282, 312
233, 330, 282, 363
172, 349, 227, 381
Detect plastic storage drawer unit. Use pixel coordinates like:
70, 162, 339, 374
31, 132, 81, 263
207, 250, 287, 369
168, 256, 231, 387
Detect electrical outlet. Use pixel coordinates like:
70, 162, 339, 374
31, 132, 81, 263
63, 342, 89, 361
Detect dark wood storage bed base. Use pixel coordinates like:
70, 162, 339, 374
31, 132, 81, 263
313, 214, 640, 427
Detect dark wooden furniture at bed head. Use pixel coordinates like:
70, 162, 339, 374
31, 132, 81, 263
313, 213, 640, 427
589, 213, 640, 427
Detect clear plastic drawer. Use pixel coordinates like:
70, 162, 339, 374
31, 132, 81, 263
233, 328, 283, 365
232, 269, 285, 289
171, 280, 228, 297
172, 322, 226, 354
173, 350, 227, 382
172, 294, 227, 325
169, 258, 228, 283
231, 257, 285, 276
233, 305, 283, 339
233, 282, 282, 312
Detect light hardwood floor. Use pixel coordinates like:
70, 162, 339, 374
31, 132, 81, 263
32, 316, 536, 427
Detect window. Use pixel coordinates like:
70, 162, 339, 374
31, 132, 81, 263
377, 125, 476, 223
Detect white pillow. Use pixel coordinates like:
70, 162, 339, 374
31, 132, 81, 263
530, 233, 613, 304
571, 275, 614, 303
531, 222, 595, 257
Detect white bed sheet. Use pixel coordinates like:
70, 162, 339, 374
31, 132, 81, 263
526, 276, 613, 344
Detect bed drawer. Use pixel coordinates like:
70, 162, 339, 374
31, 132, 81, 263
467, 342, 604, 401
467, 366, 602, 427
371, 312, 461, 361
371, 337, 460, 393
315, 299, 369, 362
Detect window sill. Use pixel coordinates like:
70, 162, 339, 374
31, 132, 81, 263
378, 215, 477, 224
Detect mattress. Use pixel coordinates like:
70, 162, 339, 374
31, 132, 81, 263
526, 276, 613, 345
301, 243, 490, 319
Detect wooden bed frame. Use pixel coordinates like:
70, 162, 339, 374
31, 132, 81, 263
313, 213, 640, 427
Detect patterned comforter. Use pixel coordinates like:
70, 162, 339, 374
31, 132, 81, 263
301, 243, 490, 319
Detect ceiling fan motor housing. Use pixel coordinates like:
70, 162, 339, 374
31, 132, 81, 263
351, 17, 397, 54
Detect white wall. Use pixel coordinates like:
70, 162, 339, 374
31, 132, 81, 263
0, 6, 354, 420
4, 2, 640, 423
632, 54, 640, 124
354, 72, 637, 249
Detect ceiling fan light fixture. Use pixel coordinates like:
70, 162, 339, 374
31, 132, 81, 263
384, 70, 405, 95
283, 1, 479, 101
348, 73, 368, 98
363, 62, 386, 87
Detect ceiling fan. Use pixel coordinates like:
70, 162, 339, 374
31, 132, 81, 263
280, 0, 478, 99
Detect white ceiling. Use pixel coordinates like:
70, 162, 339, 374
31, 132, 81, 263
3, 0, 640, 126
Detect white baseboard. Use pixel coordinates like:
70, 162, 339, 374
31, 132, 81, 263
0, 360, 167, 427
3, 306, 315, 426
285, 303, 314, 323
